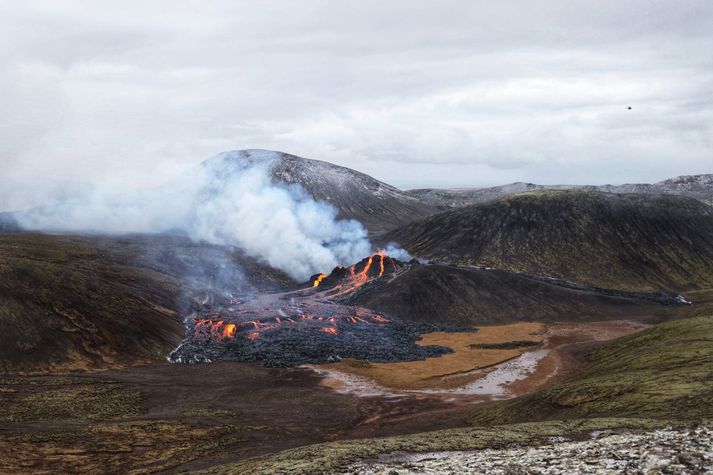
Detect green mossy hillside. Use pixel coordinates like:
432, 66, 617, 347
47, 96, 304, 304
470, 313, 713, 425
385, 191, 713, 292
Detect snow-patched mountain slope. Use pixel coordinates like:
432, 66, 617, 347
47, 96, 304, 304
203, 150, 438, 234
407, 183, 570, 208
407, 174, 713, 208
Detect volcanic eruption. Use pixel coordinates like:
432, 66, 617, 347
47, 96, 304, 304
169, 252, 461, 367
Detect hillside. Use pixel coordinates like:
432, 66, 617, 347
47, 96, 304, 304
347, 263, 682, 326
407, 174, 713, 208
407, 183, 571, 208
383, 190, 713, 292
468, 311, 713, 425
204, 150, 438, 234
0, 233, 291, 374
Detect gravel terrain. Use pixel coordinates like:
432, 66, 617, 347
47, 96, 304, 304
344, 426, 713, 474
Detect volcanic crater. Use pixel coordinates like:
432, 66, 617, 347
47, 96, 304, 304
169, 254, 467, 367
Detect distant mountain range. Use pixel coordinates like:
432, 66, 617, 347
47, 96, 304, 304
216, 151, 713, 228
3, 150, 712, 236
406, 174, 713, 208
3, 150, 713, 294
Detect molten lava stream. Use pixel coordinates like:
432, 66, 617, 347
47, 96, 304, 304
327, 255, 380, 297
312, 273, 327, 287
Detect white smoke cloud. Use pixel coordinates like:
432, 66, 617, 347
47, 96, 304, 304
382, 243, 412, 262
14, 150, 373, 281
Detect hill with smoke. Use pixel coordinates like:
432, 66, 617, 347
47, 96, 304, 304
13, 150, 379, 281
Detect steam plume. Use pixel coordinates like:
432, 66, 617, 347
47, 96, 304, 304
14, 150, 373, 281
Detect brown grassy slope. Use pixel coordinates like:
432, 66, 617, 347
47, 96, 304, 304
0, 233, 183, 374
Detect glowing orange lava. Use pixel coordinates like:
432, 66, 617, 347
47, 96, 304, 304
313, 273, 327, 287
223, 323, 237, 338
358, 255, 374, 282
188, 259, 398, 347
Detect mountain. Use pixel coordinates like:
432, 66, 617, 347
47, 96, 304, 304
4, 150, 438, 238
382, 190, 713, 292
8, 150, 710, 237
204, 150, 439, 234
596, 174, 713, 206
407, 174, 713, 208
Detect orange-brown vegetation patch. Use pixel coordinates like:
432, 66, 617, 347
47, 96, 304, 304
323, 322, 545, 390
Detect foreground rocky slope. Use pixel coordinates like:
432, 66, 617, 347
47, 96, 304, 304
384, 190, 713, 291
199, 419, 670, 474
345, 426, 713, 474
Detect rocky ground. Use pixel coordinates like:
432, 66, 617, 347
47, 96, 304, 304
343, 426, 713, 474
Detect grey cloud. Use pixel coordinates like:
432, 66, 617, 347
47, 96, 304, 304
1, 0, 713, 210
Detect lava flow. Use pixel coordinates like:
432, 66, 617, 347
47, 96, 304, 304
308, 251, 402, 298
312, 273, 327, 287
168, 253, 456, 367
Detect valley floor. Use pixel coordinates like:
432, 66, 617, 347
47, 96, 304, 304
2, 290, 711, 473
0, 361, 467, 473
0, 319, 655, 473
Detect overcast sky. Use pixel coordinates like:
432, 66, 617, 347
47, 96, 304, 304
2, 0, 712, 210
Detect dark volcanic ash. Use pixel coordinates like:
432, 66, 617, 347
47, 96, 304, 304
168, 254, 466, 367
